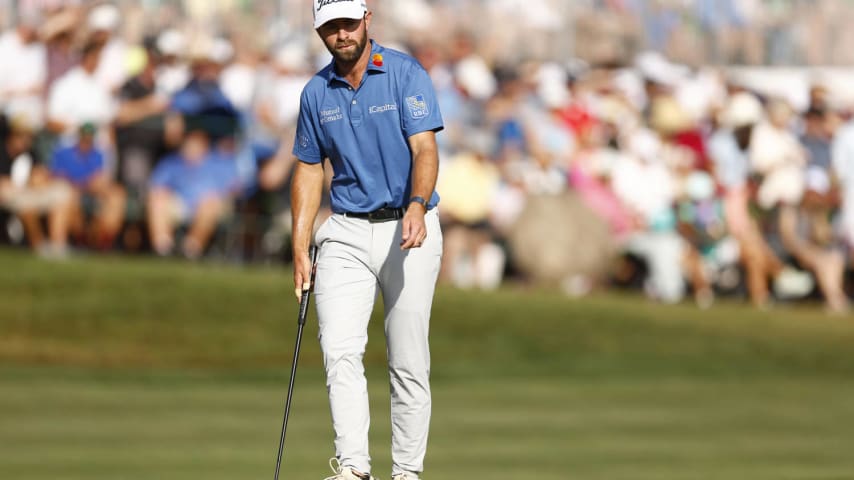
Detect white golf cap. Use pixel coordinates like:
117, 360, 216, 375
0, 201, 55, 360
720, 92, 763, 128
313, 0, 367, 29
88, 4, 120, 31
156, 29, 186, 57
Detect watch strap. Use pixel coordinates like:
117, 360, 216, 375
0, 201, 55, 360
408, 196, 428, 208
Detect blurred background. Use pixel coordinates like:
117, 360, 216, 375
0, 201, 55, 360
3, 1, 854, 479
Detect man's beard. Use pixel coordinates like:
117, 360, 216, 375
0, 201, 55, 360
326, 32, 368, 64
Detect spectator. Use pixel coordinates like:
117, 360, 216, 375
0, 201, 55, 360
87, 3, 128, 93
0, 114, 72, 257
254, 43, 312, 138
147, 127, 242, 259
50, 123, 126, 251
831, 106, 854, 261
154, 29, 190, 97
437, 131, 504, 289
800, 106, 839, 250
220, 38, 258, 114
752, 99, 848, 312
250, 43, 315, 196
611, 128, 686, 304
42, 7, 79, 92
47, 41, 116, 143
647, 96, 715, 306
0, 11, 46, 130
114, 44, 170, 193
710, 92, 812, 307
169, 37, 241, 147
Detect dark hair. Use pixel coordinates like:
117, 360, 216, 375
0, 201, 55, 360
804, 106, 826, 120
81, 41, 103, 59
734, 125, 753, 151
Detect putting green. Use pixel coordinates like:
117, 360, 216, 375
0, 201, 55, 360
2, 248, 854, 479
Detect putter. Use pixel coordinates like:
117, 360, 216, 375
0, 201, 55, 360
274, 245, 318, 480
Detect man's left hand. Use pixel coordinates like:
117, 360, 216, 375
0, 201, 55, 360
400, 203, 427, 250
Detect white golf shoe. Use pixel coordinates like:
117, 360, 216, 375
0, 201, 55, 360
391, 473, 420, 480
324, 458, 378, 480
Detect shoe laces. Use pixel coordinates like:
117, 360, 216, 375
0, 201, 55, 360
324, 458, 373, 480
324, 458, 345, 480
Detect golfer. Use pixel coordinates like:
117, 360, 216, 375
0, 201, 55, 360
290, 1, 444, 479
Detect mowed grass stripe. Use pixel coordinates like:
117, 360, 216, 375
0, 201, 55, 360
3, 370, 854, 479
4, 249, 854, 478
3, 248, 854, 378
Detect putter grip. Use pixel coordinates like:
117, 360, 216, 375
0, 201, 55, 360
297, 246, 318, 325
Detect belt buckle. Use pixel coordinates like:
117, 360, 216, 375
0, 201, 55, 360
367, 207, 400, 223
367, 210, 383, 222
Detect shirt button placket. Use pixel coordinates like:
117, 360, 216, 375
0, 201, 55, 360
350, 92, 363, 126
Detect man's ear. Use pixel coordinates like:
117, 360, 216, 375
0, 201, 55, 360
364, 11, 373, 30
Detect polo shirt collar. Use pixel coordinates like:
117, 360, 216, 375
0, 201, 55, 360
326, 40, 386, 85
366, 41, 386, 73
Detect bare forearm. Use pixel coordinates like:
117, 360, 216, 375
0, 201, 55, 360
258, 147, 296, 191
291, 161, 325, 256
401, 131, 439, 249
410, 136, 439, 202
115, 97, 165, 125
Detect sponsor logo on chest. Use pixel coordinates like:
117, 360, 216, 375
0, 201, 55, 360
320, 106, 343, 125
368, 103, 398, 115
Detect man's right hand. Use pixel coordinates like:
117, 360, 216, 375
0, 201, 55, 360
293, 249, 313, 302
290, 161, 324, 301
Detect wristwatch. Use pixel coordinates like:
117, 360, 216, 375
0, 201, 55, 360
408, 196, 428, 209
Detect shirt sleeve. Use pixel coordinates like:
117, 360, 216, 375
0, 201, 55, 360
292, 88, 324, 164
399, 63, 444, 138
149, 159, 175, 188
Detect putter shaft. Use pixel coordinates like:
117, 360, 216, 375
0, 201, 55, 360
274, 246, 318, 480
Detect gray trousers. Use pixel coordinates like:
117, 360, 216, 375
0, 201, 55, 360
313, 209, 442, 476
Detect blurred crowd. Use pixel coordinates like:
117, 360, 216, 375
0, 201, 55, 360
3, 1, 854, 311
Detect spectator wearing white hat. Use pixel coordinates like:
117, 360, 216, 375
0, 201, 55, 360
256, 43, 312, 134
0, 11, 47, 130
799, 106, 838, 246
647, 95, 716, 307
155, 29, 190, 96
87, 3, 128, 93
251, 43, 314, 192
163, 34, 237, 151
220, 38, 259, 115
752, 99, 848, 313
448, 31, 496, 103
611, 128, 686, 304
710, 92, 812, 307
47, 41, 116, 143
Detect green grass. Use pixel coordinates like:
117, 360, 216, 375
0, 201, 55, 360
2, 248, 854, 479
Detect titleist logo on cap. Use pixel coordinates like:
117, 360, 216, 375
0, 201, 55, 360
317, 0, 351, 11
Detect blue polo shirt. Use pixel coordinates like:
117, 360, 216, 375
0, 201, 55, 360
149, 152, 240, 213
51, 145, 104, 187
293, 41, 443, 213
